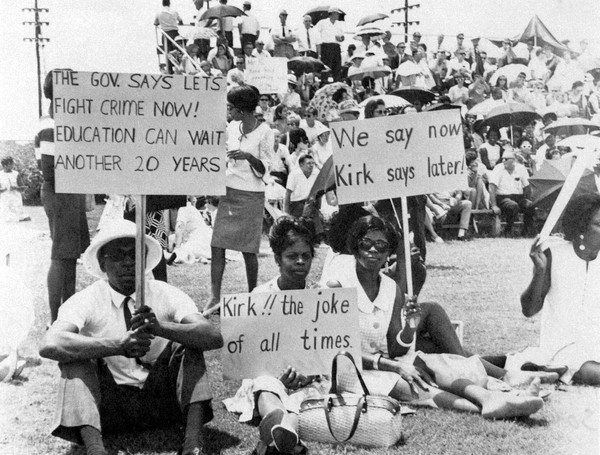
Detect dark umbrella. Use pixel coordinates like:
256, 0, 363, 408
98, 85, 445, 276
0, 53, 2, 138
424, 103, 462, 112
481, 102, 540, 129
287, 56, 329, 75
543, 118, 600, 137
356, 13, 389, 27
390, 87, 436, 105
308, 156, 335, 201
305, 6, 346, 24
515, 15, 573, 55
200, 4, 245, 21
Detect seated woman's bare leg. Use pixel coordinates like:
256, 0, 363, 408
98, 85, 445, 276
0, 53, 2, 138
416, 302, 466, 356
440, 379, 544, 419
388, 378, 479, 413
256, 392, 298, 451
573, 361, 600, 385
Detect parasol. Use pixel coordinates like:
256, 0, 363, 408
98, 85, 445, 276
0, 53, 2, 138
287, 56, 329, 75
347, 65, 392, 81
481, 102, 540, 129
395, 60, 423, 77
309, 82, 353, 122
356, 13, 389, 27
425, 103, 462, 112
200, 4, 245, 21
467, 98, 505, 117
390, 87, 436, 105
543, 118, 600, 137
359, 94, 410, 109
354, 26, 385, 39
304, 6, 346, 24
488, 64, 530, 85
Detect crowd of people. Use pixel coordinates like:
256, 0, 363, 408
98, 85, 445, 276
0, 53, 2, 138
16, 2, 600, 454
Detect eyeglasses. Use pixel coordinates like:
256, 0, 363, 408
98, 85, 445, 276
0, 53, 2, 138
260, 98, 269, 101
358, 238, 390, 253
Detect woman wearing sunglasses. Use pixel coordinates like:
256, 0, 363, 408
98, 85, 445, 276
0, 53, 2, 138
328, 215, 545, 419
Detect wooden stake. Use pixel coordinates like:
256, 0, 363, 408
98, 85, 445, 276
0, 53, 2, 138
135, 195, 146, 310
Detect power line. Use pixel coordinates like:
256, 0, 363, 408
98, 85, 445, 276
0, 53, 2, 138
390, 0, 420, 43
22, 0, 50, 118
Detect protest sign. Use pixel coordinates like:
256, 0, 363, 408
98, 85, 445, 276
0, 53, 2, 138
52, 70, 227, 195
221, 288, 360, 380
244, 58, 288, 94
330, 110, 466, 204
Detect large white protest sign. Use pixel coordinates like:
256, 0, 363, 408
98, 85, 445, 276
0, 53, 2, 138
244, 58, 288, 94
331, 110, 466, 204
52, 70, 227, 195
221, 288, 361, 380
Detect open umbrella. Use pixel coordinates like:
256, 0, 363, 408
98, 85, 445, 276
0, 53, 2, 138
200, 4, 245, 21
354, 26, 385, 39
481, 102, 540, 129
467, 98, 505, 117
182, 25, 218, 41
425, 103, 462, 112
488, 64, 530, 85
395, 60, 423, 77
305, 6, 346, 24
359, 94, 410, 109
309, 82, 353, 122
287, 56, 329, 75
357, 13, 389, 27
543, 118, 600, 136
515, 15, 573, 55
557, 135, 600, 154
347, 65, 392, 81
308, 156, 335, 201
390, 87, 436, 105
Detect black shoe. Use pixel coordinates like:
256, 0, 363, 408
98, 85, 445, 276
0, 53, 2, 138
166, 252, 177, 265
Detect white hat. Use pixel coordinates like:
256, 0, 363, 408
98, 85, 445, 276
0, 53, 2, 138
287, 74, 298, 85
328, 6, 341, 14
338, 100, 361, 114
82, 219, 162, 280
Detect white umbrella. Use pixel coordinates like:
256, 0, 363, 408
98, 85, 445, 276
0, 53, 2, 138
354, 26, 385, 39
347, 65, 392, 81
467, 98, 505, 117
396, 60, 423, 77
557, 134, 600, 151
489, 64, 531, 85
359, 94, 411, 109
183, 26, 218, 41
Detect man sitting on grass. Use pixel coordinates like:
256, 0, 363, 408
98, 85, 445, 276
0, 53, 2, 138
39, 219, 223, 455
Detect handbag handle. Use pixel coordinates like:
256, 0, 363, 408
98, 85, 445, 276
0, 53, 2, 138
323, 394, 366, 443
330, 351, 371, 396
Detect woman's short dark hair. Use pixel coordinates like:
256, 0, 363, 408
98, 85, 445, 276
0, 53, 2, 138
269, 216, 317, 258
563, 194, 600, 241
465, 150, 478, 166
328, 204, 370, 253
331, 87, 347, 103
274, 103, 288, 120
517, 137, 532, 148
227, 85, 260, 113
347, 215, 399, 256
1, 156, 14, 167
288, 128, 308, 149
305, 106, 318, 117
364, 99, 385, 119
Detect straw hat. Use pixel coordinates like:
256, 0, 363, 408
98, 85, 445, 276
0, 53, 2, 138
82, 219, 162, 280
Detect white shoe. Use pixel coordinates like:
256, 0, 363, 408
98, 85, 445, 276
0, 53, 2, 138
434, 237, 444, 243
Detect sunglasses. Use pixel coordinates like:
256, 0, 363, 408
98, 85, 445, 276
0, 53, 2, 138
358, 238, 390, 253
102, 249, 141, 262
260, 98, 270, 101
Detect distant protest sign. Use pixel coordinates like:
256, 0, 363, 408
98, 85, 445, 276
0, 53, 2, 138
244, 58, 288, 94
331, 110, 466, 204
52, 70, 227, 195
221, 288, 360, 380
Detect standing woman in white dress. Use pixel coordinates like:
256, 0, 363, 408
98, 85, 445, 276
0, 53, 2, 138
206, 85, 273, 314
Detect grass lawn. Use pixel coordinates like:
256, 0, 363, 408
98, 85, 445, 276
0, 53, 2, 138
0, 204, 598, 455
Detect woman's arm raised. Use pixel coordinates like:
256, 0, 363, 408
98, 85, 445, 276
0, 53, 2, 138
520, 237, 552, 317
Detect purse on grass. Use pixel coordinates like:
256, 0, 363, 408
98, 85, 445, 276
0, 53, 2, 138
298, 351, 402, 447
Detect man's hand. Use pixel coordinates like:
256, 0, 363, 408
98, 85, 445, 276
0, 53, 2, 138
279, 365, 309, 390
491, 205, 501, 215
130, 305, 160, 334
121, 329, 153, 358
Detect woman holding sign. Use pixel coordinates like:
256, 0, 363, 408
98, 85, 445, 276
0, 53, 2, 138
223, 217, 326, 454
206, 85, 273, 315
521, 194, 600, 385
329, 215, 545, 419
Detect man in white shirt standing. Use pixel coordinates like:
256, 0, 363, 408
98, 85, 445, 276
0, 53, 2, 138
296, 15, 320, 58
154, 0, 183, 74
238, 1, 260, 50
315, 7, 345, 81
285, 153, 318, 217
489, 150, 535, 237
271, 10, 296, 59
39, 220, 223, 455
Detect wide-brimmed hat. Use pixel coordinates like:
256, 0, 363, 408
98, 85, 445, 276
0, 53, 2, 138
287, 74, 298, 86
82, 219, 162, 280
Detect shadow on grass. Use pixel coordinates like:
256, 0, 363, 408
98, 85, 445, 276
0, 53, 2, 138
427, 264, 461, 271
62, 425, 241, 455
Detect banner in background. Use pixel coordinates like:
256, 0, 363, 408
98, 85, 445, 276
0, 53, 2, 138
244, 58, 288, 94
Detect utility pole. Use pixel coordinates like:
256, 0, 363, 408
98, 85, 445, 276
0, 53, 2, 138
391, 0, 420, 43
23, 0, 50, 118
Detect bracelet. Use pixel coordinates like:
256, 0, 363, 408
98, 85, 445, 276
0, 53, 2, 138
372, 353, 382, 370
396, 331, 415, 348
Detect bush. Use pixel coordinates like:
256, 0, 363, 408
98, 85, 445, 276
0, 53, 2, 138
0, 141, 43, 205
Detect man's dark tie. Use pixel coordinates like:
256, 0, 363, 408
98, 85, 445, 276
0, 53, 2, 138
282, 26, 286, 38
122, 296, 152, 369
307, 29, 311, 49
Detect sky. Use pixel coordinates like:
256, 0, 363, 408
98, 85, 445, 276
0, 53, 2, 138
1, 0, 599, 141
